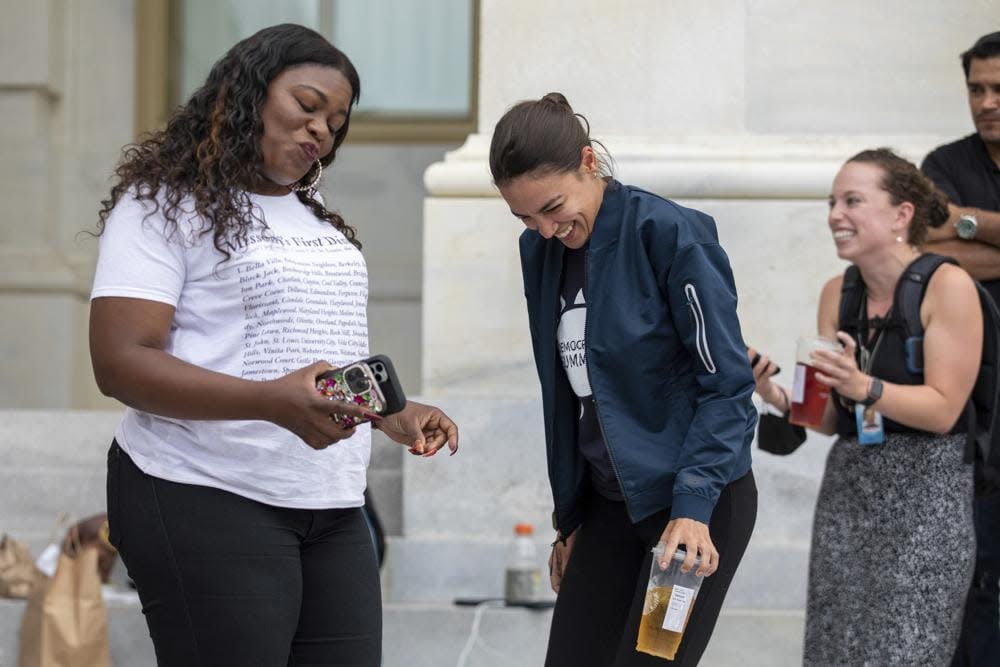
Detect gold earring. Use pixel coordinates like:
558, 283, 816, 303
290, 159, 322, 192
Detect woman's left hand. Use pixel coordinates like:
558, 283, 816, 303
62, 513, 117, 583
810, 332, 869, 402
375, 400, 459, 457
657, 518, 718, 577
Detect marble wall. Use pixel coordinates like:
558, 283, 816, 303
403, 0, 999, 604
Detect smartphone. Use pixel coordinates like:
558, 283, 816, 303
364, 354, 407, 415
748, 348, 781, 376
315, 355, 406, 427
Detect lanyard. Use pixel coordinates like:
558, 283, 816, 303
855, 293, 891, 375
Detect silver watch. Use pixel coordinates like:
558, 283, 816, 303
955, 213, 978, 240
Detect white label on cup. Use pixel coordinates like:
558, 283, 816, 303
792, 364, 806, 403
35, 543, 60, 578
662, 585, 696, 632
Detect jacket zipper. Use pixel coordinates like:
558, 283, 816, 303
684, 283, 717, 374
550, 252, 568, 532
583, 250, 635, 523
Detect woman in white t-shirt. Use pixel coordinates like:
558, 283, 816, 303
89, 24, 457, 666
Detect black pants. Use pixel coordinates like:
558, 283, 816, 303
107, 441, 381, 666
546, 471, 757, 666
951, 488, 1000, 666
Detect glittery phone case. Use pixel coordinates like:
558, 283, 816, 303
315, 362, 387, 428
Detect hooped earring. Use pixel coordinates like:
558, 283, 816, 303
290, 159, 322, 192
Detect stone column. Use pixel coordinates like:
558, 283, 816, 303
0, 0, 134, 408
395, 0, 995, 608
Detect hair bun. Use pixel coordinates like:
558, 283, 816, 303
925, 186, 950, 228
541, 92, 572, 112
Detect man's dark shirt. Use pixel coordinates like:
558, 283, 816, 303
921, 132, 1000, 305
922, 133, 1000, 496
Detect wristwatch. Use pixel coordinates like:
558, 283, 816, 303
955, 213, 978, 240
860, 377, 883, 407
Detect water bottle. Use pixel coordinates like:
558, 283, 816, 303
503, 522, 541, 603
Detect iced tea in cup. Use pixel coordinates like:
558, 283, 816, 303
790, 336, 842, 428
636, 545, 703, 660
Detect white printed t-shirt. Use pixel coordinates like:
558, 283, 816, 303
91, 190, 371, 509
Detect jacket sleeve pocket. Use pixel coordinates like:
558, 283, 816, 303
683, 283, 717, 375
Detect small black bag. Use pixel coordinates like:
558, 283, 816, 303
757, 412, 807, 456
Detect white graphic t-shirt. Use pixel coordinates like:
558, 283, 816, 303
556, 247, 622, 500
91, 190, 371, 509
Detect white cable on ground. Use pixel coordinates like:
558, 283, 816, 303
455, 599, 506, 667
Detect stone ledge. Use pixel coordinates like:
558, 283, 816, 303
424, 133, 951, 199
0, 247, 93, 295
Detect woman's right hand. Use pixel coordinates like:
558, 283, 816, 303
262, 360, 376, 450
549, 529, 577, 593
747, 347, 788, 412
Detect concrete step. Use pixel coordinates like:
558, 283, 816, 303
1, 594, 804, 666
381, 603, 804, 667
0, 592, 155, 667
385, 537, 810, 611
0, 410, 406, 558
0, 410, 122, 557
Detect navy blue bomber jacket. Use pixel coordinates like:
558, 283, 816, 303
519, 180, 756, 536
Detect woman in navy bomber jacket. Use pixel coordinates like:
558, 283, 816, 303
489, 93, 758, 666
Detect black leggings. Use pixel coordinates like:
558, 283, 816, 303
546, 471, 757, 666
107, 441, 381, 666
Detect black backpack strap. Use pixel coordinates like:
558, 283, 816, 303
972, 283, 1000, 469
839, 265, 864, 335
894, 254, 976, 461
894, 253, 958, 365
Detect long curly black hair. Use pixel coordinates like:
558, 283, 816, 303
97, 24, 362, 256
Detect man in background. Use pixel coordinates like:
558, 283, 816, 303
921, 30, 1000, 666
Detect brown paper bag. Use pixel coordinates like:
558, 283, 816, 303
0, 535, 40, 599
18, 546, 112, 667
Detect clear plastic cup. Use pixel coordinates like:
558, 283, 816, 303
789, 336, 842, 428
636, 545, 704, 660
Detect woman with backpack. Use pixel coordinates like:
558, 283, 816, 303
753, 148, 982, 663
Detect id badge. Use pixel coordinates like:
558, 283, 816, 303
855, 404, 884, 446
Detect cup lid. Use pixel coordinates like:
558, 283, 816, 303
797, 335, 843, 352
